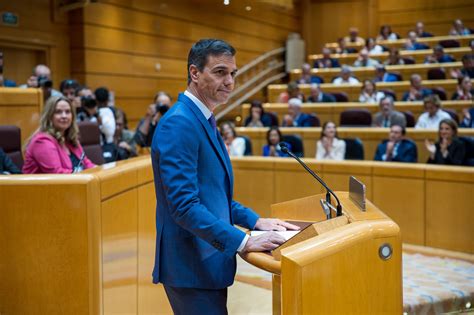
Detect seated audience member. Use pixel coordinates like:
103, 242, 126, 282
262, 127, 290, 157
333, 66, 360, 85
376, 25, 398, 41
366, 38, 384, 54
315, 121, 346, 161
23, 96, 95, 174
134, 92, 171, 148
460, 106, 474, 128
426, 119, 465, 165
425, 45, 456, 63
453, 54, 474, 78
220, 122, 246, 157
335, 37, 357, 54
76, 90, 99, 123
452, 76, 473, 100
278, 81, 305, 103
415, 21, 434, 38
415, 95, 452, 129
374, 124, 417, 162
59, 79, 80, 104
449, 19, 471, 36
20, 64, 62, 101
113, 108, 137, 160
298, 63, 323, 84
244, 100, 274, 127
314, 48, 340, 69
75, 85, 94, 112
373, 96, 407, 127
384, 48, 405, 66
353, 48, 380, 67
282, 98, 313, 127
359, 80, 385, 104
402, 74, 432, 101
344, 27, 365, 46
405, 31, 429, 50
0, 147, 21, 174
94, 87, 116, 145
373, 65, 400, 83
307, 83, 336, 103
470, 39, 474, 53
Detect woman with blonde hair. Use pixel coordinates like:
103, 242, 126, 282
23, 96, 95, 173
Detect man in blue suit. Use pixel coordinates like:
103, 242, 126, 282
151, 39, 298, 314
374, 124, 417, 163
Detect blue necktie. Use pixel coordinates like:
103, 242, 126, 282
208, 114, 217, 136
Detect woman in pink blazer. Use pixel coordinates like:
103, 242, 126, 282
23, 96, 95, 174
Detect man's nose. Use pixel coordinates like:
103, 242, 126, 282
224, 73, 234, 86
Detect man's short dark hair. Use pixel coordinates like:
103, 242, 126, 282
390, 123, 406, 135
94, 87, 109, 103
187, 39, 236, 84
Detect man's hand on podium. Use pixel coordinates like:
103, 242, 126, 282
242, 219, 300, 252
254, 218, 300, 231
242, 232, 286, 252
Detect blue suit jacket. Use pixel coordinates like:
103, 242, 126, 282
151, 93, 259, 289
374, 139, 418, 163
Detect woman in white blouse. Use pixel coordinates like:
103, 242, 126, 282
316, 121, 346, 160
220, 121, 246, 157
359, 80, 385, 103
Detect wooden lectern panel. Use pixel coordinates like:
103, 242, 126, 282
242, 191, 402, 315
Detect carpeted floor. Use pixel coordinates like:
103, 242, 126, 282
231, 253, 474, 315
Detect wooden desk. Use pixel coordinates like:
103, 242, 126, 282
267, 80, 459, 102
308, 47, 472, 65
0, 88, 43, 144
235, 127, 474, 163
232, 157, 474, 254
240, 101, 472, 127
325, 35, 474, 51
0, 156, 172, 315
289, 62, 462, 83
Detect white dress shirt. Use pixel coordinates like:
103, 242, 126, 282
415, 109, 452, 129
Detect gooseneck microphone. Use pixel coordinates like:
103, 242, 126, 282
279, 142, 343, 217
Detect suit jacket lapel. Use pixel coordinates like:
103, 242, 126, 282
178, 94, 233, 190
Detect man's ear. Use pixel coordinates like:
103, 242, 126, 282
189, 65, 200, 83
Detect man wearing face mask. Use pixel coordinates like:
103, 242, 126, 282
151, 39, 299, 314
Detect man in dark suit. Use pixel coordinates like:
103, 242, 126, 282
374, 124, 417, 162
314, 47, 340, 68
373, 65, 400, 83
151, 39, 298, 314
373, 96, 407, 128
307, 83, 336, 103
282, 97, 315, 126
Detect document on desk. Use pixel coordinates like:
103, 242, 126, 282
250, 230, 300, 241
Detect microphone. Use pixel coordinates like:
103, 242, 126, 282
279, 142, 343, 217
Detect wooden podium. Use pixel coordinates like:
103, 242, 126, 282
240, 192, 402, 315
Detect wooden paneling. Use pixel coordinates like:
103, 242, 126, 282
0, 175, 101, 314
290, 62, 463, 83
267, 80, 459, 102
241, 101, 472, 129
308, 47, 472, 66
0, 0, 70, 89
378, 0, 474, 37
302, 0, 372, 55
0, 88, 43, 143
71, 0, 300, 123
231, 158, 474, 254
303, 0, 474, 56
236, 127, 474, 164
425, 166, 474, 253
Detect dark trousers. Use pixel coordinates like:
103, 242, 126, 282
164, 285, 228, 315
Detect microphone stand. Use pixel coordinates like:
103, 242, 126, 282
280, 143, 343, 217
